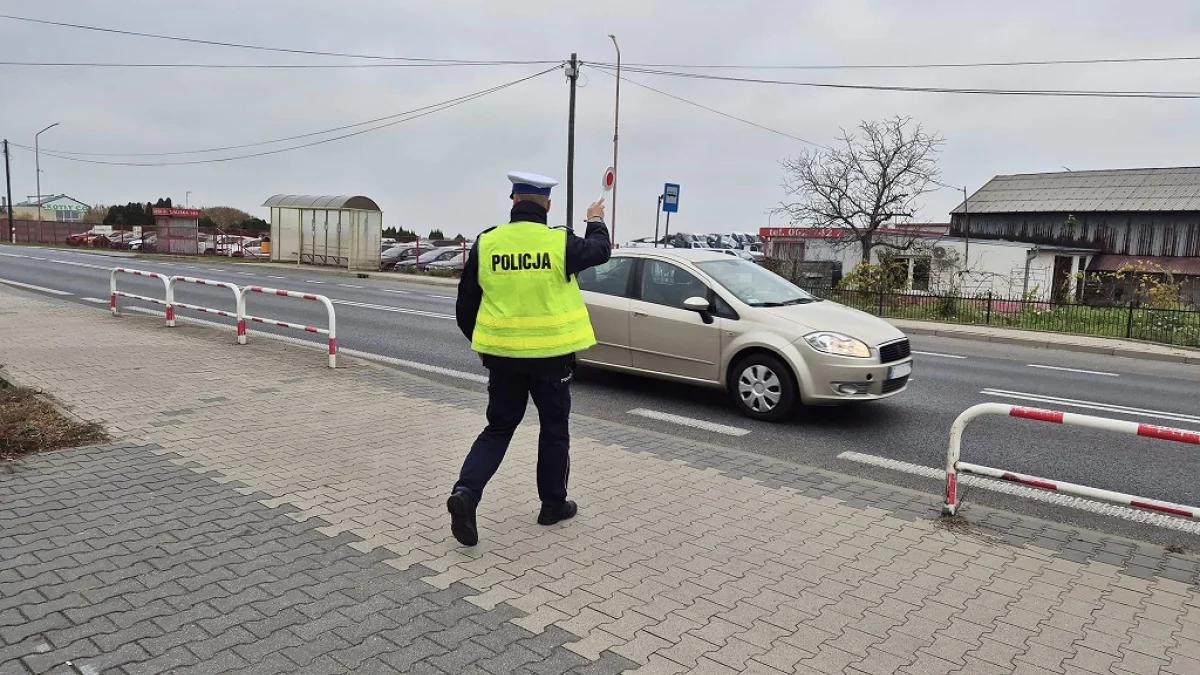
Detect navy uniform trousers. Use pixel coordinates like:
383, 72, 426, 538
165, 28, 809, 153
454, 363, 573, 507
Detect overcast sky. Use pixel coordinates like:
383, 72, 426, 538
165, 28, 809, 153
4, 0, 1200, 241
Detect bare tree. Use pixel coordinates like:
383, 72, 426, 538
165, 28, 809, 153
202, 206, 254, 229
778, 116, 944, 263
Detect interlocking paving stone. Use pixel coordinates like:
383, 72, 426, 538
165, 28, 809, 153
0, 444, 634, 675
2, 290, 1200, 674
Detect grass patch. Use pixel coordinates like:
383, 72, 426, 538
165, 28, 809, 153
0, 377, 108, 461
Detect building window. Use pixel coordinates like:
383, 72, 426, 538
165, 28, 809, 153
55, 210, 82, 222
912, 257, 932, 292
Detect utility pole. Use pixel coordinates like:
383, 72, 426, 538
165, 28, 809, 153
3, 140, 14, 243
608, 35, 621, 246
565, 53, 579, 230
962, 185, 970, 269
35, 122, 60, 224
654, 194, 663, 247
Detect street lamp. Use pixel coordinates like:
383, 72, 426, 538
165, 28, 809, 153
608, 34, 621, 247
35, 122, 60, 224
186, 191, 192, 207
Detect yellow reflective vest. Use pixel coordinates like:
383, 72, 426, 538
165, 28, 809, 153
471, 222, 597, 358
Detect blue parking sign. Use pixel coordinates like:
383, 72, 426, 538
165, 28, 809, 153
662, 183, 680, 213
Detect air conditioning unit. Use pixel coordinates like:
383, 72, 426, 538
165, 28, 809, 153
932, 246, 948, 259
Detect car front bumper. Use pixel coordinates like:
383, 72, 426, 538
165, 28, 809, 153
799, 351, 913, 404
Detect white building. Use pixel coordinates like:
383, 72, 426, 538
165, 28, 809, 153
765, 225, 1098, 300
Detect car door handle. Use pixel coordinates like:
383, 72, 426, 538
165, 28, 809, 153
632, 310, 649, 317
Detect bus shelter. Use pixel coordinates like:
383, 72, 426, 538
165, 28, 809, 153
263, 194, 382, 271
153, 207, 203, 254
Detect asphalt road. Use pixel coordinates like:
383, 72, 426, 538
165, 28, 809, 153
4, 244, 1200, 547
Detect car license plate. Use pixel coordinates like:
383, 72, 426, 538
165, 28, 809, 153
888, 362, 913, 380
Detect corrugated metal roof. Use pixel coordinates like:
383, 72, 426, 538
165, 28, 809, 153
1087, 254, 1200, 276
952, 167, 1200, 214
262, 194, 380, 211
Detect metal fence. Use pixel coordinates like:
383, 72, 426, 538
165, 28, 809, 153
11, 221, 268, 258
796, 284, 1200, 348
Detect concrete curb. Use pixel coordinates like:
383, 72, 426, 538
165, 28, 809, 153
894, 321, 1200, 365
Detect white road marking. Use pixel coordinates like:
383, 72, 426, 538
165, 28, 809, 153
1027, 364, 1119, 377
339, 284, 365, 289
81, 297, 109, 304
837, 451, 1200, 536
330, 299, 454, 320
427, 294, 455, 300
0, 278, 73, 296
380, 289, 410, 295
266, 276, 287, 280
46, 259, 111, 271
305, 280, 326, 284
979, 388, 1200, 426
207, 268, 225, 272
236, 272, 256, 277
626, 408, 751, 436
912, 350, 967, 360
122, 307, 488, 383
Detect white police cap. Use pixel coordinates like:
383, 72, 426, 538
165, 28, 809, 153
508, 171, 559, 197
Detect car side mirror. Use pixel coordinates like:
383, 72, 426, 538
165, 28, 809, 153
683, 296, 715, 324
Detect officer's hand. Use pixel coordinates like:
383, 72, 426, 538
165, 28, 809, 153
587, 199, 605, 221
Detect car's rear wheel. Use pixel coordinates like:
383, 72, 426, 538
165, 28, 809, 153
729, 353, 797, 422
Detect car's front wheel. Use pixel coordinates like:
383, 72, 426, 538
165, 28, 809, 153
729, 353, 797, 422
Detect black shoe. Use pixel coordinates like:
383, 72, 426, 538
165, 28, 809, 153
537, 500, 578, 526
447, 489, 478, 547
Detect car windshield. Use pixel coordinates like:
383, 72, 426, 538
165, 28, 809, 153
695, 258, 816, 307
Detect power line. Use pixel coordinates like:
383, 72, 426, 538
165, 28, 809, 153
12, 67, 558, 166
40, 64, 564, 157
0, 13, 558, 65
588, 67, 829, 150
594, 54, 1200, 71
0, 60, 545, 69
589, 64, 1200, 99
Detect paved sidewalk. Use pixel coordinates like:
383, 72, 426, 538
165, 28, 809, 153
1, 290, 1199, 675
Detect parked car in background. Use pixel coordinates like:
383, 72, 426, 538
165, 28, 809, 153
105, 232, 143, 249
66, 230, 111, 247
395, 247, 463, 271
129, 232, 156, 251
425, 255, 468, 274
381, 245, 420, 270
575, 248, 911, 421
719, 248, 757, 261
230, 238, 266, 258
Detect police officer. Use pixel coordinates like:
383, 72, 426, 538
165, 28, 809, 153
447, 171, 611, 547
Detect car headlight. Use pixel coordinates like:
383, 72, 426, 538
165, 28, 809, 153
804, 332, 872, 358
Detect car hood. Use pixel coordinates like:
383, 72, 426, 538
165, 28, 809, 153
759, 300, 905, 346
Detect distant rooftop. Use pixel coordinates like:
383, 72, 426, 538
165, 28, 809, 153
951, 167, 1200, 214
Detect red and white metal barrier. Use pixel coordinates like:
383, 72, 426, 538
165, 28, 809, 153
240, 286, 337, 368
944, 403, 1200, 519
110, 268, 172, 323
168, 276, 245, 341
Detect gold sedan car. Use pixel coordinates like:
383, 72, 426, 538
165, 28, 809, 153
576, 248, 913, 421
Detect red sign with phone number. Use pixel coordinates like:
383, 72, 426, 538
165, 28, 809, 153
152, 208, 203, 218
759, 227, 846, 239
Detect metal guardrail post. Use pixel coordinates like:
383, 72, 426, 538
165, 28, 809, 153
240, 286, 338, 368
109, 268, 172, 325
167, 276, 243, 342
944, 402, 1199, 519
